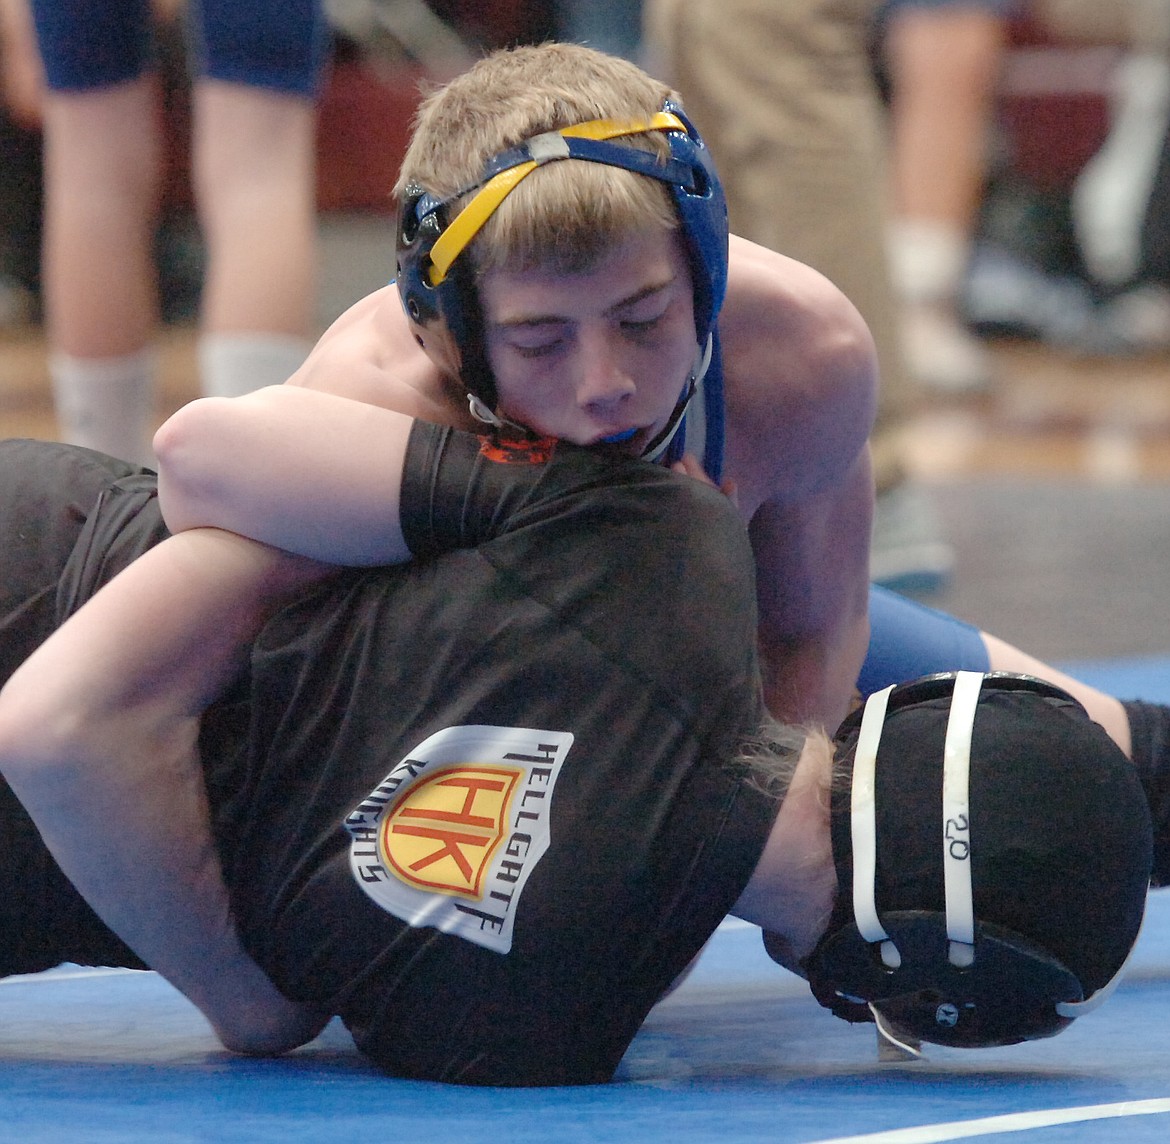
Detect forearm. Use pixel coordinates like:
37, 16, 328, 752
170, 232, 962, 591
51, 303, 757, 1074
752, 455, 874, 731
4, 714, 326, 1052
154, 386, 414, 563
759, 614, 870, 732
0, 531, 332, 1051
157, 396, 641, 565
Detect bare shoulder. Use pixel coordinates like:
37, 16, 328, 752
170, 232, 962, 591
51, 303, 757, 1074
719, 236, 878, 508
288, 286, 461, 421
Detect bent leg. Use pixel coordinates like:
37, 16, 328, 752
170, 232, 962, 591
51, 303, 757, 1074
979, 631, 1131, 753
863, 584, 1132, 747
860, 584, 989, 696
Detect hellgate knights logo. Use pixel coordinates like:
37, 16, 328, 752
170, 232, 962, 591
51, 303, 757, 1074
345, 725, 572, 954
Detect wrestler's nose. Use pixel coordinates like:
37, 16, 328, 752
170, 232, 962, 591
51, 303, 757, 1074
577, 332, 635, 415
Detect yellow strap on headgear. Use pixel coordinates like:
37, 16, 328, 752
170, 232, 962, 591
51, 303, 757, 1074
426, 111, 687, 287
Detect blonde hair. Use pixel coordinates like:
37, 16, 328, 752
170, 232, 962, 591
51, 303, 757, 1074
734, 714, 825, 801
396, 43, 682, 274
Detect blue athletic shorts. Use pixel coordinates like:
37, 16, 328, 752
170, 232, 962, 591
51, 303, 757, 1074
859, 585, 990, 697
31, 0, 330, 96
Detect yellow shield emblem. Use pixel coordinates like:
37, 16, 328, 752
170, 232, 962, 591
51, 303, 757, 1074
378, 765, 521, 897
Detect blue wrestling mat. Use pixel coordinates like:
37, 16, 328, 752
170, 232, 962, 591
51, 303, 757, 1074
4, 655, 1170, 1144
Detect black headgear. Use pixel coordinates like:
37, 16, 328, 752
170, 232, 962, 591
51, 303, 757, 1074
395, 103, 728, 424
768, 672, 1152, 1050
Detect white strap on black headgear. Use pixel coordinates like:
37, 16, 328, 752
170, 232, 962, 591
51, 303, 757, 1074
852, 671, 986, 971
942, 670, 982, 967
851, 682, 899, 968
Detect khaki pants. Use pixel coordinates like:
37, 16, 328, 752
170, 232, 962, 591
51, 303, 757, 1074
645, 0, 912, 491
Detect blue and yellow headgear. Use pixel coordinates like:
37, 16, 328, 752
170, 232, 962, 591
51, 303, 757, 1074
395, 102, 729, 422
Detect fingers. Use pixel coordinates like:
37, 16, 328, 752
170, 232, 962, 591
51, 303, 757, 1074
670, 454, 738, 506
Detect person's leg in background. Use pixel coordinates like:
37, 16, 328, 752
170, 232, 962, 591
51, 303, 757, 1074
191, 0, 328, 399
644, 0, 953, 593
29, 0, 328, 464
878, 0, 1012, 394
193, 83, 318, 398
32, 0, 163, 465
1047, 0, 1170, 351
0, 0, 44, 327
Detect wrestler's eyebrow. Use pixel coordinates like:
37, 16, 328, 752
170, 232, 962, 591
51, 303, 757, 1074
605, 278, 676, 315
493, 313, 569, 330
493, 276, 677, 329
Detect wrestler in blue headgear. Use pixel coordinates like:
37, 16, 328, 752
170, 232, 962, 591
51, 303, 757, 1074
768, 671, 1153, 1054
394, 52, 730, 479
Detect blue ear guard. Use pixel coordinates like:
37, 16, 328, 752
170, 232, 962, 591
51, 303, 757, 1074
395, 102, 729, 414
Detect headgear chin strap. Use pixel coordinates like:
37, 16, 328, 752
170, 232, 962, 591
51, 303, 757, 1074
395, 102, 729, 447
783, 671, 1152, 1050
634, 333, 712, 465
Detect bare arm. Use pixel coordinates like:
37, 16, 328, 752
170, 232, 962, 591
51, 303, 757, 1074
0, 395, 434, 1050
721, 238, 879, 731
750, 445, 874, 731
0, 404, 419, 1050
0, 530, 335, 1052
153, 281, 464, 552
155, 386, 415, 562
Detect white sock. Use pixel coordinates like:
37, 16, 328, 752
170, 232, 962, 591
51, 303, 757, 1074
1073, 52, 1170, 287
888, 219, 969, 306
198, 332, 313, 398
49, 348, 156, 465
